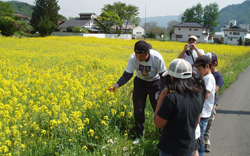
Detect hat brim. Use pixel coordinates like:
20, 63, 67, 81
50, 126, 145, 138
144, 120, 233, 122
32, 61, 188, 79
192, 62, 202, 67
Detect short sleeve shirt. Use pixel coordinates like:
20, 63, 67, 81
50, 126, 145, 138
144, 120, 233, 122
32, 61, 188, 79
157, 92, 203, 156
125, 49, 166, 81
202, 74, 216, 118
184, 49, 205, 64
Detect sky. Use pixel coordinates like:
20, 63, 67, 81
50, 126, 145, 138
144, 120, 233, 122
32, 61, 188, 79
2, 0, 246, 18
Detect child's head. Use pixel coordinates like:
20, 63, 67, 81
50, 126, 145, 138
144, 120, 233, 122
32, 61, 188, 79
165, 59, 203, 95
205, 52, 218, 69
192, 55, 212, 76
192, 68, 206, 100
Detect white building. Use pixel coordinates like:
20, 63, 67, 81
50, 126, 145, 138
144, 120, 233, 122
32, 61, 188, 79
220, 20, 237, 32
223, 26, 247, 45
239, 24, 250, 32
111, 25, 145, 38
172, 22, 210, 43
132, 26, 145, 38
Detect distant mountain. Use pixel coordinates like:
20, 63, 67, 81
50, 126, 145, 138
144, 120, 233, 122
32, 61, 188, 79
5, 0, 250, 32
216, 0, 250, 31
140, 15, 179, 28
5, 1, 33, 18
139, 0, 250, 31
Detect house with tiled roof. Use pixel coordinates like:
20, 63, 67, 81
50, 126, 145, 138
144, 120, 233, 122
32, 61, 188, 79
58, 13, 104, 33
223, 26, 247, 45
172, 22, 210, 43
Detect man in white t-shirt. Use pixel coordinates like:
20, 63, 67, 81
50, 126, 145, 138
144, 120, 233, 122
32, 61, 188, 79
178, 35, 205, 64
192, 55, 216, 156
108, 40, 166, 144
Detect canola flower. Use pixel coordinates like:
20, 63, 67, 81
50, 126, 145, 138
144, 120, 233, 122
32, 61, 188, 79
0, 36, 249, 155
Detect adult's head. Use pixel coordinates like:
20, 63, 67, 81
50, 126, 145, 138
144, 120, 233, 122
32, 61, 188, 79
188, 35, 198, 47
134, 40, 150, 62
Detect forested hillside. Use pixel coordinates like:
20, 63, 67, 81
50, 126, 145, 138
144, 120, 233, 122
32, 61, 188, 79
4, 1, 33, 17
216, 0, 250, 31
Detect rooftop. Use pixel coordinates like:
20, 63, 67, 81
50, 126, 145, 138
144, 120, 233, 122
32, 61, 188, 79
223, 26, 247, 32
174, 22, 207, 28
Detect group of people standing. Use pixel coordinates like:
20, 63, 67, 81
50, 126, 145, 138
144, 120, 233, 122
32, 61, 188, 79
108, 36, 224, 156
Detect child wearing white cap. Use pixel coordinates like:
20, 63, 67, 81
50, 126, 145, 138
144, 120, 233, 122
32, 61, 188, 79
154, 59, 205, 156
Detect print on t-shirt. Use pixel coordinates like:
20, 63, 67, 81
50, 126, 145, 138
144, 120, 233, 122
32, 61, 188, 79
139, 65, 151, 77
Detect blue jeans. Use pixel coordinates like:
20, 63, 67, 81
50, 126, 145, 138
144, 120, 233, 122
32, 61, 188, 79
160, 150, 193, 156
198, 117, 210, 156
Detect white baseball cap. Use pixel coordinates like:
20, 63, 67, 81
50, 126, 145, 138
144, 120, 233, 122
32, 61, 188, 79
166, 59, 192, 79
188, 35, 198, 42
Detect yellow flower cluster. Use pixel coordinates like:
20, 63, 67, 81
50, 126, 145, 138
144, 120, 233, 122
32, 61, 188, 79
0, 36, 249, 155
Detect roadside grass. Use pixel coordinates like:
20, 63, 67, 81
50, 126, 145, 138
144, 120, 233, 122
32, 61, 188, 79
218, 52, 250, 94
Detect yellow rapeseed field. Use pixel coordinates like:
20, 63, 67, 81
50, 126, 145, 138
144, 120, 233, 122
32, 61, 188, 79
0, 36, 250, 155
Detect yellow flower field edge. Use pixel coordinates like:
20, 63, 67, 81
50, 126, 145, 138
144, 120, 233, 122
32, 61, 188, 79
0, 36, 250, 155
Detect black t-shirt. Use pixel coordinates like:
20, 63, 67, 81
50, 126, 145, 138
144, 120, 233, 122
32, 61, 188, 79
157, 91, 203, 156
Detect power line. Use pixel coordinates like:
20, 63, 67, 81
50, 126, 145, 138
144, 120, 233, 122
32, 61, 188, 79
60, 8, 79, 14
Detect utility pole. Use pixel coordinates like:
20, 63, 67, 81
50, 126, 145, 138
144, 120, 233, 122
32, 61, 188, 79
145, 2, 146, 38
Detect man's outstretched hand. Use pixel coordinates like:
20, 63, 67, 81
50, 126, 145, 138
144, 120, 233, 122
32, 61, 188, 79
108, 83, 119, 92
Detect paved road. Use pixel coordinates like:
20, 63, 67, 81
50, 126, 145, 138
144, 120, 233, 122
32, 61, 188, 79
206, 65, 250, 156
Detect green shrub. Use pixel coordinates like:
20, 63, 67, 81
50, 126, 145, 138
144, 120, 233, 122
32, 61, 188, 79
66, 26, 74, 32
72, 26, 81, 32
72, 26, 88, 33
0, 16, 17, 36
245, 38, 250, 46
81, 28, 88, 33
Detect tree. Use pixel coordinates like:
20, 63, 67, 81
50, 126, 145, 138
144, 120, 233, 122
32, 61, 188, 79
122, 4, 140, 33
144, 21, 158, 38
58, 14, 67, 21
181, 3, 219, 34
68, 17, 78, 20
0, 1, 14, 17
181, 3, 203, 24
193, 3, 203, 24
101, 2, 140, 34
30, 0, 60, 32
166, 20, 180, 39
203, 3, 219, 33
155, 26, 166, 38
239, 37, 243, 45
0, 17, 17, 36
12, 15, 22, 21
15, 20, 32, 36
98, 11, 122, 33
37, 16, 58, 37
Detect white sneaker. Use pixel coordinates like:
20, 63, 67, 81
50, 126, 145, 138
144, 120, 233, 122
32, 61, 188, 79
132, 138, 141, 145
